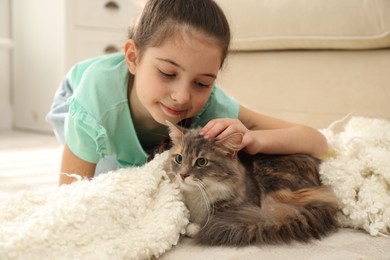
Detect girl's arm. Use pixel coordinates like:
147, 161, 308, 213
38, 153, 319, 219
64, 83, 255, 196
200, 105, 328, 158
59, 143, 97, 185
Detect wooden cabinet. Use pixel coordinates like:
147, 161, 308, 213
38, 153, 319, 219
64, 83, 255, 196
12, 0, 142, 132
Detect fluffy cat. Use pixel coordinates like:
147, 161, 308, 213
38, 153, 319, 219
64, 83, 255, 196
164, 122, 339, 246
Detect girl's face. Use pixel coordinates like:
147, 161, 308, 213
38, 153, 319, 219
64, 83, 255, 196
125, 31, 222, 128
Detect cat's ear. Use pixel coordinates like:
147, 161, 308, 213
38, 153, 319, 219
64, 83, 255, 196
166, 120, 184, 143
216, 133, 243, 158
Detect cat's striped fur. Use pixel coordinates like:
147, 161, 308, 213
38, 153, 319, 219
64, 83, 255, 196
164, 122, 338, 246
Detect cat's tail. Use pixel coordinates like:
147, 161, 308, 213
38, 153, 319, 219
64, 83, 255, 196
196, 186, 339, 246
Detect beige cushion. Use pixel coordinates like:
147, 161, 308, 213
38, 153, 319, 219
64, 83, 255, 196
217, 0, 390, 51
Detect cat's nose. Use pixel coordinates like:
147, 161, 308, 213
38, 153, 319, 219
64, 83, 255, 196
180, 173, 189, 180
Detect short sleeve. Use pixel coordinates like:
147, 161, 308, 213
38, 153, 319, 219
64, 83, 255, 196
65, 97, 111, 163
192, 85, 240, 128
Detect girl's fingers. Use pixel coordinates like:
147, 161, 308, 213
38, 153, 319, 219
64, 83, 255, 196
201, 119, 247, 139
200, 121, 226, 138
200, 118, 258, 152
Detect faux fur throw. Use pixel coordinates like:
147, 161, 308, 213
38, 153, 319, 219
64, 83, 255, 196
320, 116, 390, 236
0, 153, 189, 259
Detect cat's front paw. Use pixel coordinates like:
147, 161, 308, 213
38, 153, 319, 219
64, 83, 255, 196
186, 223, 201, 237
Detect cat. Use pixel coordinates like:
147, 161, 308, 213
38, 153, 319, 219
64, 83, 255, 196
164, 122, 339, 246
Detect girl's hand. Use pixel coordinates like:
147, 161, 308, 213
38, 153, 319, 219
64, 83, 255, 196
200, 118, 259, 154
199, 106, 328, 158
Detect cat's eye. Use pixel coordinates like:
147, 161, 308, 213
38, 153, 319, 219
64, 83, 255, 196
196, 157, 208, 167
175, 154, 183, 164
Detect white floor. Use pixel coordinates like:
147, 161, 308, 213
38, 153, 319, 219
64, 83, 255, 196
0, 130, 61, 197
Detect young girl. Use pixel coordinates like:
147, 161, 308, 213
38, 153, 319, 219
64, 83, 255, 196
47, 0, 328, 185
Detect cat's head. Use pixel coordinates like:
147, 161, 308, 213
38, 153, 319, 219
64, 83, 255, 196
165, 121, 245, 199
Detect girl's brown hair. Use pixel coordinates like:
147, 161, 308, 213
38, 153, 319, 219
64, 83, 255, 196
128, 0, 231, 67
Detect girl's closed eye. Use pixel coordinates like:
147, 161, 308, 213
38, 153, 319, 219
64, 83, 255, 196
159, 69, 176, 79
194, 76, 214, 88
194, 80, 211, 88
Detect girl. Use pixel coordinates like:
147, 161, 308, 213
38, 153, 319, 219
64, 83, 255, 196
47, 0, 328, 185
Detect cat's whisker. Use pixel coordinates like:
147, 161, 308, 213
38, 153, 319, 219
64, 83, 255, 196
194, 180, 214, 230
193, 181, 209, 212
194, 182, 211, 226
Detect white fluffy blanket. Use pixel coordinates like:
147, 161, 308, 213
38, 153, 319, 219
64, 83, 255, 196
320, 116, 390, 236
0, 117, 389, 259
0, 153, 189, 259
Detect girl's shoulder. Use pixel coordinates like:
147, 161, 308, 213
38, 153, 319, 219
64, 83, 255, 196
67, 53, 126, 88
66, 52, 129, 121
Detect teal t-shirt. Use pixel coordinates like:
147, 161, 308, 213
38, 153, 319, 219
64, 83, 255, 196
65, 53, 239, 167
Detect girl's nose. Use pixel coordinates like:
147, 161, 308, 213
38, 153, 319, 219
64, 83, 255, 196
171, 85, 191, 104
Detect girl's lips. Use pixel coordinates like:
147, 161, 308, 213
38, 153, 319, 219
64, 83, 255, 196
160, 103, 186, 116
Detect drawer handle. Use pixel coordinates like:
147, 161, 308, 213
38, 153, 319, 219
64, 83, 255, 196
104, 1, 120, 11
104, 45, 119, 54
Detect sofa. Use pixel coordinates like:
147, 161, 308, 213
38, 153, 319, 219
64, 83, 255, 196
217, 0, 390, 129
163, 0, 390, 259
